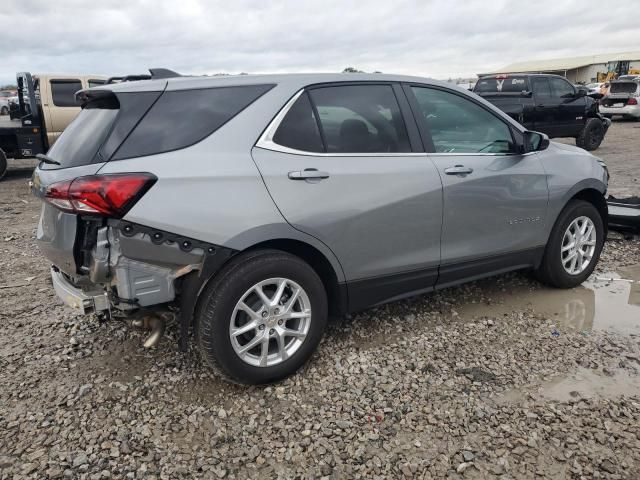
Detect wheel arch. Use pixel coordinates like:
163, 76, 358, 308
568, 187, 608, 237
244, 238, 347, 316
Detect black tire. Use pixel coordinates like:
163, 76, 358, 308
196, 249, 327, 384
535, 200, 604, 289
0, 106, 8, 115
575, 118, 605, 151
0, 149, 7, 181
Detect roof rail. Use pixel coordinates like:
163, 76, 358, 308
106, 68, 182, 84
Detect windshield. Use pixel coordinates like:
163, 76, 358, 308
610, 82, 639, 94
45, 100, 118, 169
474, 76, 529, 93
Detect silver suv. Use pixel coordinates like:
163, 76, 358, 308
32, 73, 609, 384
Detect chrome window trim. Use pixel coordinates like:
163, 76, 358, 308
255, 88, 534, 158
255, 88, 427, 157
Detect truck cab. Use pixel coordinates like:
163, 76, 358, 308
473, 74, 610, 151
0, 72, 106, 179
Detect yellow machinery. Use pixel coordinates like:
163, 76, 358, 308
597, 61, 639, 82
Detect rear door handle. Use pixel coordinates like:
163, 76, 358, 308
288, 168, 330, 180
444, 165, 473, 175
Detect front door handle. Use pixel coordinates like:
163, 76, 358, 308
288, 168, 330, 180
444, 165, 473, 175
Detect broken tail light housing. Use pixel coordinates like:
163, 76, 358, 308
44, 173, 157, 218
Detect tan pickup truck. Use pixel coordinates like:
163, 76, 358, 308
0, 72, 107, 179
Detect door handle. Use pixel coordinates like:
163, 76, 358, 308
288, 168, 330, 180
444, 165, 473, 175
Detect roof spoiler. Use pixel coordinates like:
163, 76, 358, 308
106, 68, 182, 84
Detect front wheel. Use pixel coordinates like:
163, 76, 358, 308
196, 250, 327, 384
0, 106, 8, 115
535, 200, 604, 288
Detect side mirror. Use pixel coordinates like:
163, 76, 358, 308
524, 131, 550, 152
575, 88, 587, 98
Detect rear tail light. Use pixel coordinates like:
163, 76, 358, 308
44, 173, 157, 217
627, 97, 638, 105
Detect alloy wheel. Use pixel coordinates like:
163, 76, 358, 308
561, 216, 596, 275
229, 277, 311, 367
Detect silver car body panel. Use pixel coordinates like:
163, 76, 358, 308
429, 151, 549, 265
252, 147, 443, 281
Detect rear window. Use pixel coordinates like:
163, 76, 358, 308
45, 98, 119, 168
610, 82, 639, 94
112, 84, 274, 160
474, 76, 529, 93
50, 80, 82, 107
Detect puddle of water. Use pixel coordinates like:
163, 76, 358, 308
455, 266, 640, 335
499, 367, 640, 403
539, 368, 640, 401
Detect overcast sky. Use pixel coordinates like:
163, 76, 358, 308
1, 0, 638, 86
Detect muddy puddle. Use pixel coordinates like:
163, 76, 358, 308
498, 367, 640, 403
456, 265, 640, 335
481, 265, 640, 403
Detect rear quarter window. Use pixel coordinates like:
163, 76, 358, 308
112, 84, 275, 160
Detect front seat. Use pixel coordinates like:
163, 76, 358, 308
339, 118, 372, 152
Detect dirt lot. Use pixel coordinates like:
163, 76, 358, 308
1, 121, 639, 480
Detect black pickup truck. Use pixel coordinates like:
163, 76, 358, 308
473, 74, 611, 151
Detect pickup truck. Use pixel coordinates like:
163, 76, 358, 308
0, 72, 106, 180
473, 74, 611, 151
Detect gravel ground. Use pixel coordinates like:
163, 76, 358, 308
1, 121, 640, 479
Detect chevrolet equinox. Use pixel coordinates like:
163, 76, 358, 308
32, 73, 609, 384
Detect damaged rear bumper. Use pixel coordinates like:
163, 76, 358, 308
46, 220, 236, 319
51, 266, 110, 315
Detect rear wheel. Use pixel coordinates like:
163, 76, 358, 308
0, 106, 8, 115
0, 149, 7, 181
535, 200, 604, 288
575, 118, 605, 151
196, 250, 327, 384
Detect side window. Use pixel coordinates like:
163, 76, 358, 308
88, 79, 106, 88
549, 77, 575, 98
272, 93, 324, 153
113, 84, 274, 160
531, 77, 552, 98
308, 85, 411, 153
50, 80, 82, 107
411, 87, 515, 154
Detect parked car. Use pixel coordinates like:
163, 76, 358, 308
0, 72, 107, 180
600, 80, 640, 120
0, 97, 9, 116
473, 74, 611, 151
31, 73, 609, 384
584, 82, 604, 95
